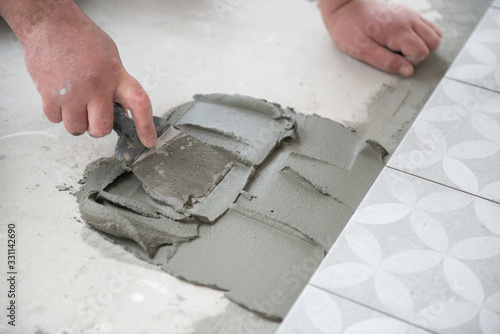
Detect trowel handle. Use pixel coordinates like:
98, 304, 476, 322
112, 103, 172, 166
112, 103, 146, 166
113, 103, 171, 139
113, 103, 135, 138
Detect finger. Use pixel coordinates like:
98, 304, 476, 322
419, 16, 442, 38
87, 98, 114, 138
412, 18, 442, 52
353, 40, 415, 77
115, 75, 156, 148
42, 99, 63, 123
391, 31, 430, 66
62, 105, 88, 136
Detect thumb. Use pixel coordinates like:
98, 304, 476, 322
115, 75, 157, 148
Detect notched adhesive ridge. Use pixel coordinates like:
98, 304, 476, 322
176, 123, 250, 145
279, 166, 331, 198
194, 93, 289, 120
80, 192, 198, 258
231, 204, 316, 246
98, 190, 161, 218
167, 94, 297, 167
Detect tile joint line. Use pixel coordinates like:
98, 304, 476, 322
308, 283, 440, 334
386, 166, 500, 205
444, 76, 500, 95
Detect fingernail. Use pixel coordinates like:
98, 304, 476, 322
399, 65, 413, 77
146, 134, 157, 148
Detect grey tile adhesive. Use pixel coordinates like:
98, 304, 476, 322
76, 94, 386, 320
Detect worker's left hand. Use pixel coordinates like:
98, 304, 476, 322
319, 0, 442, 77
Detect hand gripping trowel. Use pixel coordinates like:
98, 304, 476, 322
112, 103, 233, 210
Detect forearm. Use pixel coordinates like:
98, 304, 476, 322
0, 0, 86, 45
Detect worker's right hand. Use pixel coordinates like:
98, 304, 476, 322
21, 2, 157, 147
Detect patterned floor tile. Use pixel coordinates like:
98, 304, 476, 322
388, 78, 500, 203
277, 285, 432, 334
310, 168, 500, 334
446, 7, 500, 93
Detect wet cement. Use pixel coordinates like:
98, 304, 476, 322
131, 126, 235, 212
77, 94, 385, 319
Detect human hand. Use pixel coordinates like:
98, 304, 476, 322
16, 1, 157, 147
319, 0, 442, 77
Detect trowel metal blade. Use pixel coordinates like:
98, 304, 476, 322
130, 126, 233, 210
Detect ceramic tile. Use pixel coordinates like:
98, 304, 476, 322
388, 78, 500, 203
446, 8, 500, 93
310, 168, 500, 334
492, 0, 500, 9
277, 285, 432, 334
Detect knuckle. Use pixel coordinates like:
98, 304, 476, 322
89, 111, 113, 137
88, 75, 104, 89
385, 40, 399, 53
131, 89, 150, 106
383, 59, 400, 73
90, 120, 113, 137
356, 45, 374, 59
428, 36, 441, 51
42, 103, 62, 123
389, 20, 408, 33
44, 112, 62, 123
399, 33, 415, 47
135, 119, 154, 132
385, 34, 403, 52
108, 57, 123, 75
43, 110, 62, 123
416, 47, 430, 59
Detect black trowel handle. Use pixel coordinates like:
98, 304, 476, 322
112, 103, 171, 166
113, 104, 136, 138
113, 103, 145, 166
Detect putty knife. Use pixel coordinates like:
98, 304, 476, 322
112, 103, 233, 209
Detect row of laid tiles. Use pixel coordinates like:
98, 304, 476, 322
445, 7, 500, 94
388, 78, 500, 203
280, 167, 500, 334
277, 5, 500, 333
278, 284, 434, 334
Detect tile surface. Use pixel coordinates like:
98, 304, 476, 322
447, 8, 500, 93
389, 78, 500, 203
491, 0, 500, 9
277, 285, 432, 334
310, 168, 500, 334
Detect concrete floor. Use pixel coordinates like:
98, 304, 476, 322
0, 0, 491, 333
